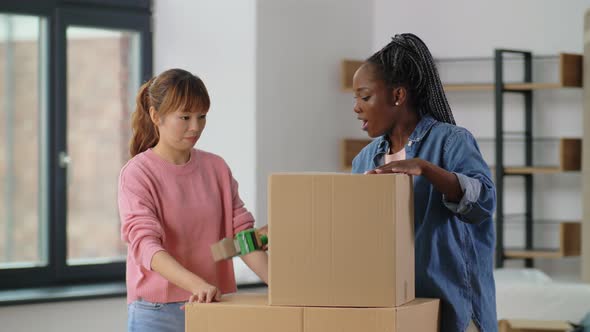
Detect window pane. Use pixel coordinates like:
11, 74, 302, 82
66, 26, 140, 265
0, 14, 48, 268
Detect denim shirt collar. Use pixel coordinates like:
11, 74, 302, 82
375, 115, 438, 155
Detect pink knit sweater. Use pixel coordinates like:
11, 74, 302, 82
118, 148, 254, 304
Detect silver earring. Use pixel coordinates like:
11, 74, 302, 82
395, 102, 399, 106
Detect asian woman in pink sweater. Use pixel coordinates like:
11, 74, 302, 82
118, 68, 268, 332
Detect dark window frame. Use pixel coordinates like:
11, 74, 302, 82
0, 0, 152, 291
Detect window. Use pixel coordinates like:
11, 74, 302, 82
64, 27, 139, 266
0, 13, 47, 270
0, 0, 152, 290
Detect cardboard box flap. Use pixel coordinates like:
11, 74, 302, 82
398, 298, 438, 307
396, 299, 440, 332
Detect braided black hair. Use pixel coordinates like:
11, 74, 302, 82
367, 33, 455, 125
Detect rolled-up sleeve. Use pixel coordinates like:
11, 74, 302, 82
443, 172, 482, 215
119, 173, 166, 270
442, 129, 496, 224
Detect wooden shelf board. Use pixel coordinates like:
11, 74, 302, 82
444, 83, 573, 91
341, 60, 363, 92
344, 82, 576, 92
504, 222, 581, 259
503, 166, 563, 174
560, 53, 583, 87
504, 82, 563, 90
443, 84, 494, 91
499, 319, 572, 331
504, 249, 565, 259
341, 53, 583, 91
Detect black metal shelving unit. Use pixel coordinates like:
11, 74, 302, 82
494, 49, 535, 268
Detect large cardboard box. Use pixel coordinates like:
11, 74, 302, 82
185, 294, 440, 332
268, 173, 415, 307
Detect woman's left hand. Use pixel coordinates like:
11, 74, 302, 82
365, 158, 427, 176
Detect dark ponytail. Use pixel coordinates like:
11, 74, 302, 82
130, 77, 158, 157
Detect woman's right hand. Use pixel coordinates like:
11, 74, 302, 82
189, 282, 221, 303
257, 225, 269, 251
257, 225, 268, 236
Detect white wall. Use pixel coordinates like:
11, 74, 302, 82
154, 0, 258, 220
153, 0, 263, 284
373, 0, 588, 278
255, 0, 374, 225
373, 0, 589, 57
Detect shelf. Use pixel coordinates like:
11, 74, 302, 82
503, 216, 567, 225
445, 82, 566, 92
503, 83, 563, 91
504, 222, 581, 259
342, 50, 585, 270
477, 136, 571, 142
340, 138, 581, 173
502, 137, 582, 174
340, 60, 363, 92
560, 138, 582, 170
346, 164, 577, 175
498, 319, 572, 332
443, 83, 495, 91
504, 249, 567, 259
503, 166, 562, 175
340, 53, 583, 92
340, 138, 372, 171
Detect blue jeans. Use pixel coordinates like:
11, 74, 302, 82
128, 299, 185, 332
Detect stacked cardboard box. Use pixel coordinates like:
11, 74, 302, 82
186, 174, 440, 332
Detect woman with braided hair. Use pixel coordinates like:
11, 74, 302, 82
351, 34, 496, 332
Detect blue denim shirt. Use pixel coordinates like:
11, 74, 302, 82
352, 115, 497, 332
